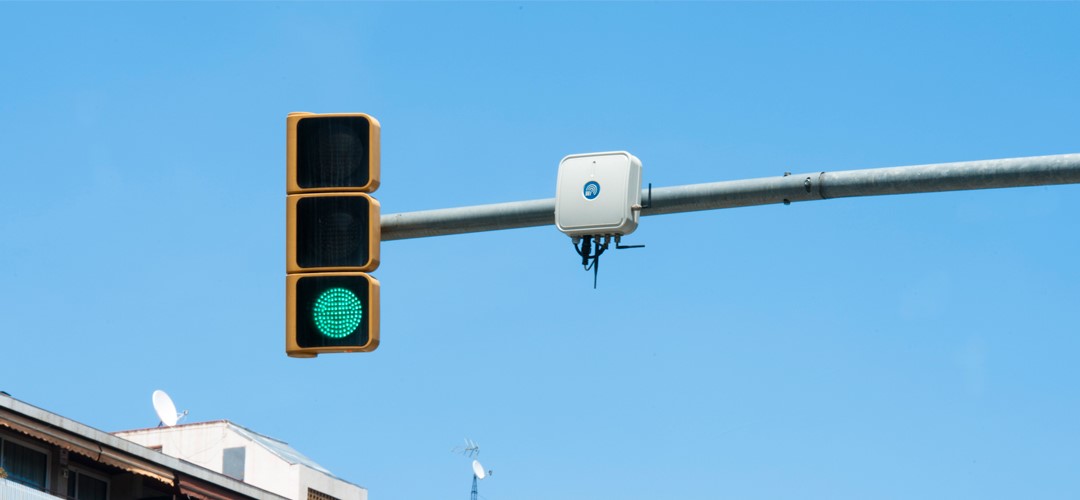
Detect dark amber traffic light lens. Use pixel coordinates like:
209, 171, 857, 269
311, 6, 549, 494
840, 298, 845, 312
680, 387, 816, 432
295, 195, 373, 269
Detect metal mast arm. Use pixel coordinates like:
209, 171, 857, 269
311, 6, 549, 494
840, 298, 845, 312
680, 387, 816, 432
381, 153, 1080, 241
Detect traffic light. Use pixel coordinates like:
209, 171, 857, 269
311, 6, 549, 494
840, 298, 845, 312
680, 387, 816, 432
286, 113, 381, 357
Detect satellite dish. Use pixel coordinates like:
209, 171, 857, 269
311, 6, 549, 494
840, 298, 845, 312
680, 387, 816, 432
472, 459, 486, 480
152, 390, 180, 427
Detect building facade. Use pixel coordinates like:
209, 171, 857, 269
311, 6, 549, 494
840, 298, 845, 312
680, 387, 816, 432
0, 394, 365, 500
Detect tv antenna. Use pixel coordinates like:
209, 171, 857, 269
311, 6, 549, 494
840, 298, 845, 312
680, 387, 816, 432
452, 439, 493, 500
452, 438, 480, 458
151, 390, 188, 427
470, 458, 492, 500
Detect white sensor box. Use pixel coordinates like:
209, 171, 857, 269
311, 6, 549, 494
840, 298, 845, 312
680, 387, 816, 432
555, 151, 642, 237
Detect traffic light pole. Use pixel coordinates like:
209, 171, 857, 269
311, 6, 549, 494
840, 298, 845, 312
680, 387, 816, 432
380, 153, 1080, 241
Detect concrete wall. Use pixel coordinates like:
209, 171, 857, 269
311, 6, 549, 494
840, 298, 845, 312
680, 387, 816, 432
240, 437, 300, 499
0, 477, 56, 500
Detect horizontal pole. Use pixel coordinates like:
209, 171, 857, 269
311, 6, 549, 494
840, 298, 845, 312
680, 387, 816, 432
381, 153, 1080, 241
381, 198, 554, 241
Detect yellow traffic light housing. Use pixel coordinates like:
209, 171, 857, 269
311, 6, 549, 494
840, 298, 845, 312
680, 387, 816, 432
286, 113, 382, 357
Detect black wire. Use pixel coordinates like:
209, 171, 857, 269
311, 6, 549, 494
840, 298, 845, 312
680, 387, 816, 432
572, 238, 589, 264
592, 251, 600, 288
572, 237, 610, 288
579, 239, 607, 268
574, 236, 593, 267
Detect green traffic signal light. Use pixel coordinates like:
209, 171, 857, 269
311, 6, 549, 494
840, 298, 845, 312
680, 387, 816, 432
313, 287, 364, 339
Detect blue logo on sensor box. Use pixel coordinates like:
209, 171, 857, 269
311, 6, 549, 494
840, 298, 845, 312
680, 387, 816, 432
583, 181, 600, 200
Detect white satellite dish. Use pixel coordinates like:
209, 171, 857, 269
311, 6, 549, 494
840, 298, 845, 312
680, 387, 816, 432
152, 390, 181, 427
472, 459, 486, 480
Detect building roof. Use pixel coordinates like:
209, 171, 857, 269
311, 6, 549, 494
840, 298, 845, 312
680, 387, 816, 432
0, 393, 288, 500
116, 420, 335, 477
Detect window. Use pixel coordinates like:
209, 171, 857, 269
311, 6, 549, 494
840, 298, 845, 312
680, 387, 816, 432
222, 447, 245, 481
66, 468, 108, 500
0, 437, 48, 491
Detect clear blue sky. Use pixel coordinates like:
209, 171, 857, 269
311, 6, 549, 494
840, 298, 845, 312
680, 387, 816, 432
2, 3, 1079, 499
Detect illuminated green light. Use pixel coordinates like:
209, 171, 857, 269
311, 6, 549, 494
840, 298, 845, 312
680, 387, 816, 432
312, 287, 363, 338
